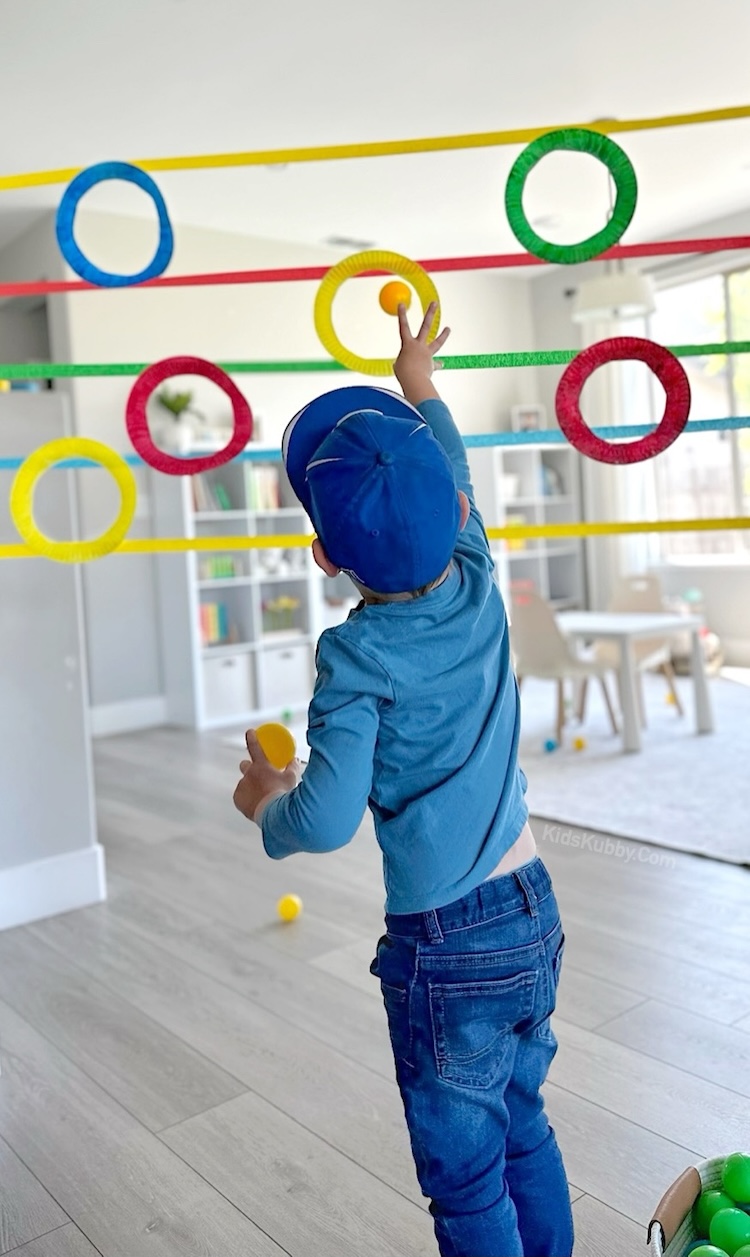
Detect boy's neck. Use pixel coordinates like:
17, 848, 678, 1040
359, 564, 451, 605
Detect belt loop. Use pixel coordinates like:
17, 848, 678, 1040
513, 868, 538, 917
423, 909, 444, 943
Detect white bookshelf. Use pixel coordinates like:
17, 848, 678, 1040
467, 442, 586, 609
153, 447, 357, 729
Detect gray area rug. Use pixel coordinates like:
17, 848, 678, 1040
520, 670, 748, 866
224, 672, 749, 867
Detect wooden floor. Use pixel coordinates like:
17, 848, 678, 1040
1, 727, 749, 1257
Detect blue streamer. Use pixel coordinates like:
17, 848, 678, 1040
1, 415, 748, 471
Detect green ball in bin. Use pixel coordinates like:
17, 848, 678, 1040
695, 1193, 741, 1236
710, 1207, 750, 1255
734, 1246, 750, 1256
724, 1155, 750, 1206
688, 1246, 730, 1257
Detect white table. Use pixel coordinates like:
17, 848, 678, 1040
557, 611, 714, 753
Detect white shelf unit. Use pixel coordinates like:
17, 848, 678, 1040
467, 441, 586, 609
154, 449, 355, 729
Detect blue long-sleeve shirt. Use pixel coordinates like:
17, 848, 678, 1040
261, 397, 528, 913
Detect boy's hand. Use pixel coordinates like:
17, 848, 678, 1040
393, 301, 451, 406
233, 729, 302, 823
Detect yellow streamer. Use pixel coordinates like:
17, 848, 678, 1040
2, 104, 749, 192
10, 438, 137, 562
0, 517, 748, 560
314, 250, 440, 374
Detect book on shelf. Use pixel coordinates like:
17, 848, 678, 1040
199, 601, 231, 645
192, 475, 235, 512
198, 555, 238, 580
244, 464, 281, 510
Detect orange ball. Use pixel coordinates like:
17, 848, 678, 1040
379, 280, 412, 316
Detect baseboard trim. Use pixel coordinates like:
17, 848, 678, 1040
0, 844, 106, 932
90, 696, 167, 737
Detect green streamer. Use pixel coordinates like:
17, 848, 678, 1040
2, 340, 750, 379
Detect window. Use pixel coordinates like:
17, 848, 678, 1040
644, 272, 747, 556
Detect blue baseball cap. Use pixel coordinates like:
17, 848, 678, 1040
283, 386, 460, 593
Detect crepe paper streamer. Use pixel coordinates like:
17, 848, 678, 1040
505, 130, 637, 264
9, 438, 136, 562
556, 337, 691, 464
55, 162, 174, 287
1, 514, 747, 562
3, 102, 750, 194
3, 337, 750, 381
125, 357, 252, 475
1, 414, 749, 474
314, 250, 440, 375
5, 234, 750, 300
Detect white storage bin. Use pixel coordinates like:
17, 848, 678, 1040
202, 652, 254, 721
257, 642, 312, 709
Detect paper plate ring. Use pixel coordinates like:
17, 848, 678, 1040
10, 437, 137, 561
126, 356, 253, 475
555, 337, 691, 463
314, 250, 441, 375
505, 128, 638, 264
56, 161, 174, 286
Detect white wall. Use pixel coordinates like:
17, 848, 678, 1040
9, 210, 539, 726
0, 391, 103, 930
652, 560, 750, 667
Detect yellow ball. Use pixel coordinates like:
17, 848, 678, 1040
277, 893, 303, 922
573, 736, 586, 751
379, 280, 412, 316
665, 692, 677, 705
255, 722, 296, 770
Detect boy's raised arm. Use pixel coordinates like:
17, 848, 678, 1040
395, 302, 486, 548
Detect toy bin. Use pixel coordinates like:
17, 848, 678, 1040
648, 1158, 727, 1256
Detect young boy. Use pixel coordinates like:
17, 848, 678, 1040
233, 302, 573, 1257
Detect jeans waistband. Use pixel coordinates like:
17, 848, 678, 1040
384, 856, 553, 940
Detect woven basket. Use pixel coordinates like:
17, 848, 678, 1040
648, 1158, 727, 1255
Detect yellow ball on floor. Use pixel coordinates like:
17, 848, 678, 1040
665, 692, 677, 705
379, 280, 412, 315
277, 893, 303, 922
573, 736, 587, 751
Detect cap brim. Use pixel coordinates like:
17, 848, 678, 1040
282, 386, 421, 515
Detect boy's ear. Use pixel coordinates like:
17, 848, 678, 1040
457, 490, 471, 531
312, 537, 340, 577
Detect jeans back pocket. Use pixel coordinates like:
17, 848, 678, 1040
429, 970, 538, 1090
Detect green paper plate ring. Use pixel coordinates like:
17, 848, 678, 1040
505, 128, 638, 264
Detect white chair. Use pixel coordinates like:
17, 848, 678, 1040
588, 574, 684, 725
510, 588, 619, 744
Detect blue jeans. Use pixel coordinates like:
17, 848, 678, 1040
370, 857, 573, 1257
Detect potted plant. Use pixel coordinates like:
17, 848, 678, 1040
154, 388, 206, 453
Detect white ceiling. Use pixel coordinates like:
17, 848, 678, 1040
3, 0, 750, 261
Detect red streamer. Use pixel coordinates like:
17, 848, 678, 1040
4, 236, 750, 299
555, 337, 691, 464
126, 356, 253, 475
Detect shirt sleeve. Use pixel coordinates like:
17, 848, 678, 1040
417, 397, 491, 563
260, 627, 392, 859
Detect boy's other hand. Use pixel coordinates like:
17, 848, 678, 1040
393, 301, 451, 405
233, 728, 301, 823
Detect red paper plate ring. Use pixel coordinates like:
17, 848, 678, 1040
555, 337, 691, 464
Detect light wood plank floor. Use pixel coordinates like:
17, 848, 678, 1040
1, 726, 748, 1256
